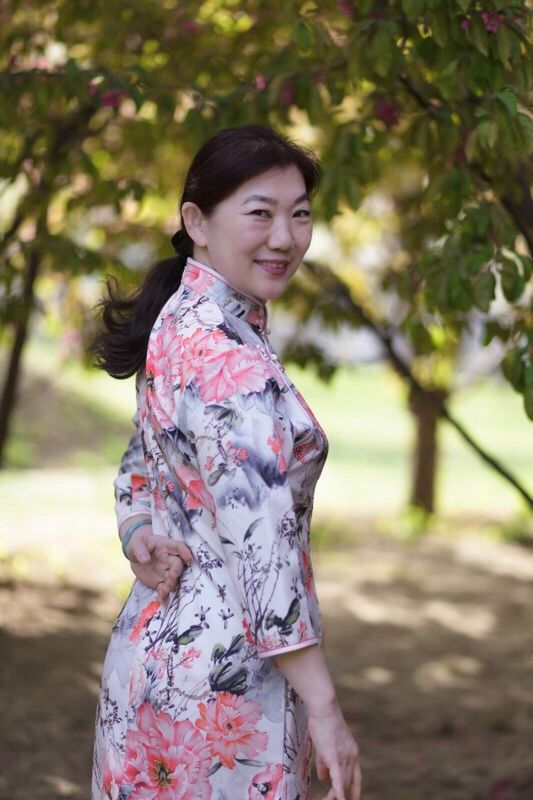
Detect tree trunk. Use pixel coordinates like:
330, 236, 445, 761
0, 246, 40, 468
408, 385, 448, 513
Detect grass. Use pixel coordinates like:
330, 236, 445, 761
1, 335, 531, 528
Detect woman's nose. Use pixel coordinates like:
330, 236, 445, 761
267, 216, 293, 250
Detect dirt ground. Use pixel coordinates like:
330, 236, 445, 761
1, 526, 532, 800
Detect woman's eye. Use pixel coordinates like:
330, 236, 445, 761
250, 209, 271, 217
294, 209, 311, 218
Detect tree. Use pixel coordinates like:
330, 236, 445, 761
0, 0, 531, 510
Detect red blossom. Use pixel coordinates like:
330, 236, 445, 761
369, 9, 386, 20
184, 19, 200, 35
374, 97, 400, 129
313, 68, 326, 84
338, 0, 356, 17
100, 88, 128, 108
279, 80, 295, 108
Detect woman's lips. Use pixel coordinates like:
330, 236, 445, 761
254, 260, 289, 276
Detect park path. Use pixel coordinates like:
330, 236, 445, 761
0, 521, 532, 800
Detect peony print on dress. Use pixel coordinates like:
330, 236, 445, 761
93, 258, 329, 800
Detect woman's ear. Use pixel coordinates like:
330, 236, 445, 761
181, 202, 208, 247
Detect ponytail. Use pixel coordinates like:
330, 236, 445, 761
90, 229, 193, 379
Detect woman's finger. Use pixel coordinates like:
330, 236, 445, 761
330, 762, 346, 800
351, 763, 362, 800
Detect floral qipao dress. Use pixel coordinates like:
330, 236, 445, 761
92, 257, 329, 800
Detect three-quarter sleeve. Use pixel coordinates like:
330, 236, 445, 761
114, 374, 151, 529
146, 316, 322, 658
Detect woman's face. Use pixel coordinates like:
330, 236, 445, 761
182, 164, 313, 302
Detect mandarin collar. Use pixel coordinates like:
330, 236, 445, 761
182, 257, 269, 334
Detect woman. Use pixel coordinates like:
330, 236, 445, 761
91, 124, 361, 800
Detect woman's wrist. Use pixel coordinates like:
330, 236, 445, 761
121, 518, 152, 559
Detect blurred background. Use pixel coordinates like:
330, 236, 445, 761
0, 1, 532, 798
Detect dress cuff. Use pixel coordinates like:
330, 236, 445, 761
257, 637, 321, 659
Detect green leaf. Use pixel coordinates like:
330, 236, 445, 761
472, 271, 496, 312
401, 0, 424, 21
371, 26, 394, 77
501, 348, 524, 391
470, 16, 489, 56
496, 90, 517, 117
500, 258, 525, 302
524, 387, 533, 421
293, 19, 314, 52
428, 10, 448, 47
456, 0, 470, 11
496, 24, 514, 69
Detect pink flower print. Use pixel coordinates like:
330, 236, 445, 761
146, 316, 183, 429
175, 462, 216, 516
301, 549, 314, 595
195, 345, 271, 403
242, 618, 255, 646
195, 692, 268, 769
246, 307, 265, 327
124, 702, 212, 799
227, 444, 249, 466
186, 264, 215, 293
129, 600, 161, 643
180, 328, 231, 389
152, 484, 166, 512
294, 435, 316, 463
267, 430, 287, 473
297, 620, 309, 640
248, 763, 284, 800
102, 751, 123, 799
181, 646, 201, 669
131, 473, 148, 501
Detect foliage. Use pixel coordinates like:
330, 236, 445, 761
0, 0, 531, 417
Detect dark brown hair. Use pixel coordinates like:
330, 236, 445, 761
90, 124, 321, 379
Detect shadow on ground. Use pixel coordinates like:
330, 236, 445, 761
1, 530, 532, 800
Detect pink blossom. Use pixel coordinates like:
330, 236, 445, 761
254, 74, 268, 92
481, 11, 505, 33
248, 763, 284, 800
196, 692, 268, 768
124, 702, 212, 799
461, 17, 471, 30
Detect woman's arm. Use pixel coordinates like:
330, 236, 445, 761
275, 645, 361, 800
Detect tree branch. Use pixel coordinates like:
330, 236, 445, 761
304, 260, 532, 509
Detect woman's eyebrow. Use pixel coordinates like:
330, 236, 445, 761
242, 192, 309, 206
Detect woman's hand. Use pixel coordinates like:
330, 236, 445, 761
126, 528, 193, 603
308, 699, 361, 800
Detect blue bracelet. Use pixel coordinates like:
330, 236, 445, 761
121, 518, 151, 559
